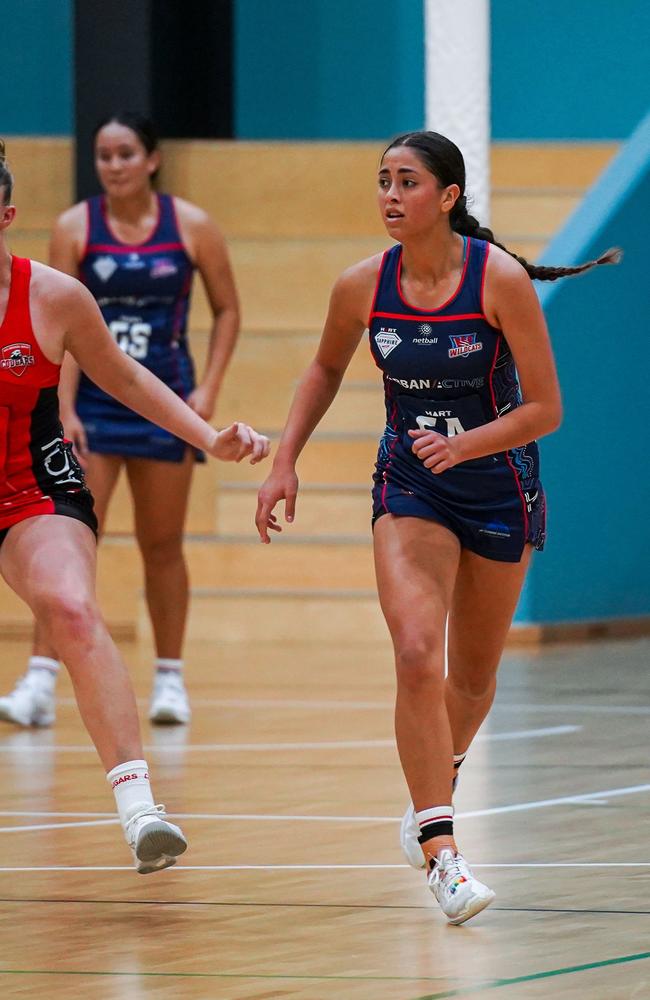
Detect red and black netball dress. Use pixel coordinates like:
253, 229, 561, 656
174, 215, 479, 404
76, 193, 201, 462
0, 256, 96, 545
368, 238, 546, 562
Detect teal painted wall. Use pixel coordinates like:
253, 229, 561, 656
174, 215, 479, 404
491, 0, 650, 139
514, 114, 650, 624
2, 0, 72, 135
4, 1, 647, 140
234, 0, 424, 139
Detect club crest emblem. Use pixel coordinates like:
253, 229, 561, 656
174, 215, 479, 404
375, 328, 402, 359
1, 342, 36, 377
448, 333, 483, 359
92, 256, 118, 282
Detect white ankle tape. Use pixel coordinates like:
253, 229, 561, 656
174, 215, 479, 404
156, 658, 183, 672
28, 656, 60, 674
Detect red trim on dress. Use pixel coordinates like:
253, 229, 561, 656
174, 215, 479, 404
395, 237, 471, 314
85, 241, 185, 255
372, 310, 485, 323
480, 241, 490, 317
367, 250, 388, 329
80, 201, 92, 270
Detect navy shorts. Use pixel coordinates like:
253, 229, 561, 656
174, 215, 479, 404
372, 478, 545, 563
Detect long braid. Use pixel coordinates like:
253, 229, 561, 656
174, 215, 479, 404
383, 132, 622, 282
450, 196, 622, 281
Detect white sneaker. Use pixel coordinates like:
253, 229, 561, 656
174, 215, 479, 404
149, 671, 191, 725
124, 803, 188, 874
428, 848, 495, 925
400, 773, 460, 870
0, 670, 56, 727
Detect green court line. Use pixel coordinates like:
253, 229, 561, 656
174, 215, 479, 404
0, 951, 648, 990
411, 950, 650, 1000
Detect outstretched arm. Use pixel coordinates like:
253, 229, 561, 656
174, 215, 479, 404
61, 281, 268, 464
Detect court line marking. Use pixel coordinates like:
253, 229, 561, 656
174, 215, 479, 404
0, 862, 648, 872
0, 950, 649, 988
411, 950, 650, 1000
1, 897, 648, 916
1, 781, 649, 834
0, 725, 580, 754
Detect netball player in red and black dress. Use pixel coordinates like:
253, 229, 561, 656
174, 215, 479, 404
0, 142, 269, 872
0, 113, 239, 728
256, 132, 619, 923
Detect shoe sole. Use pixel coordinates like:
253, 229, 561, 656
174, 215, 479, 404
448, 890, 496, 926
136, 822, 188, 875
149, 708, 190, 725
0, 706, 55, 728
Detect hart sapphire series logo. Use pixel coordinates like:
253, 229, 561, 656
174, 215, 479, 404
375, 328, 402, 358
448, 333, 483, 359
1, 342, 36, 377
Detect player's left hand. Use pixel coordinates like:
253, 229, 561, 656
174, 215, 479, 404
210, 422, 271, 464
187, 384, 218, 421
408, 428, 461, 474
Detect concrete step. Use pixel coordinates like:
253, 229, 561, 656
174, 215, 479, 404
140, 588, 389, 643
217, 484, 370, 537
10, 229, 547, 333
101, 434, 379, 534
100, 535, 375, 591
7, 138, 615, 238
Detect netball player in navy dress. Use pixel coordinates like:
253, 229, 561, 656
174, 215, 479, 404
256, 132, 619, 923
0, 141, 269, 872
0, 114, 239, 728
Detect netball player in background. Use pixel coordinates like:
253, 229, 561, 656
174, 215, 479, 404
0, 112, 239, 727
256, 131, 620, 924
0, 141, 269, 871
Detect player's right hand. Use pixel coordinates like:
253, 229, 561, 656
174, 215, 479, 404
256, 467, 299, 544
211, 422, 270, 464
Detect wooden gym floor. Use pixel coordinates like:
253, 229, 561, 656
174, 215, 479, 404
0, 633, 648, 999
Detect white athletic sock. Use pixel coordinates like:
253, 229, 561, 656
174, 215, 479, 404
415, 805, 454, 845
107, 759, 155, 827
155, 658, 183, 673
28, 656, 60, 676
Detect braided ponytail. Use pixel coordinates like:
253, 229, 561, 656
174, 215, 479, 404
383, 131, 622, 282
0, 139, 13, 205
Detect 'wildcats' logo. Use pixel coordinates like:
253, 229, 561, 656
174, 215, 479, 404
1, 343, 36, 377
92, 256, 118, 283
375, 328, 402, 359
448, 333, 483, 359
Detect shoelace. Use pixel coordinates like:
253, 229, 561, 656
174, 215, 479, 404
125, 803, 168, 837
435, 853, 471, 890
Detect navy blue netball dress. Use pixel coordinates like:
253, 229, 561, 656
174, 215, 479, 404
369, 238, 545, 563
76, 193, 202, 461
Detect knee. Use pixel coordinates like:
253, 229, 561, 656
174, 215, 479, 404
448, 669, 496, 703
34, 591, 100, 646
394, 635, 444, 696
138, 533, 184, 568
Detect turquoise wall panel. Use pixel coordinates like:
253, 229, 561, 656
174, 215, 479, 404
2, 0, 72, 134
514, 114, 650, 622
234, 0, 424, 139
491, 0, 650, 139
